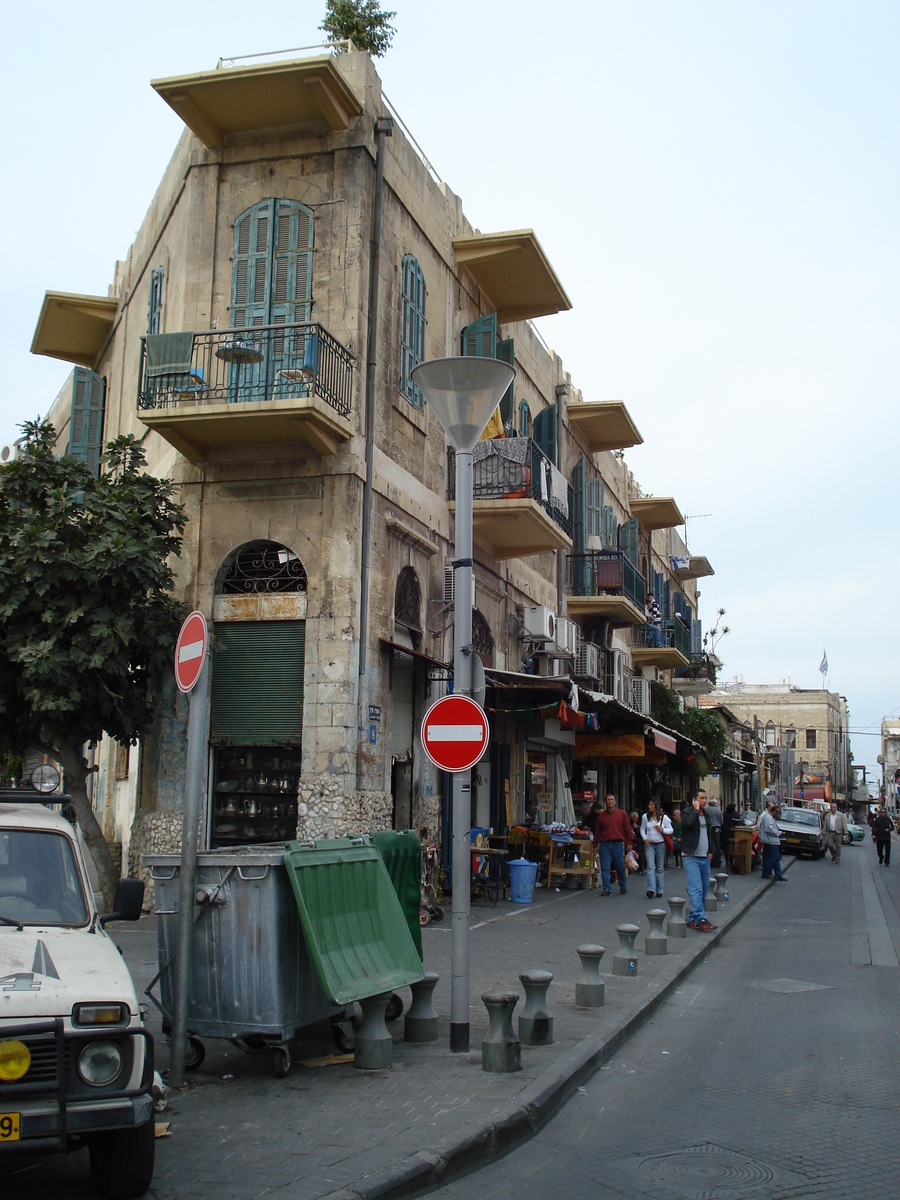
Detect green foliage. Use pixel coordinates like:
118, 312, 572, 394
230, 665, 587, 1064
650, 681, 726, 770
0, 751, 23, 784
320, 0, 396, 57
0, 419, 186, 756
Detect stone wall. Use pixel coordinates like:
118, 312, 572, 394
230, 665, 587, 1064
128, 810, 184, 911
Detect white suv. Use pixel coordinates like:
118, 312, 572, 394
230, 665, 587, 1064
0, 789, 154, 1198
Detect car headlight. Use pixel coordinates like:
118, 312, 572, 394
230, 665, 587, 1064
0, 1040, 31, 1082
72, 1003, 127, 1026
78, 1040, 124, 1087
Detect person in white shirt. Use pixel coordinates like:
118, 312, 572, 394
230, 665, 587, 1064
824, 802, 848, 864
641, 800, 674, 898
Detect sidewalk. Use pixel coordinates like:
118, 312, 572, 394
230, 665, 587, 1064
122, 859, 780, 1200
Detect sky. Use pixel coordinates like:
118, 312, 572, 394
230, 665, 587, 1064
1, 1, 897, 783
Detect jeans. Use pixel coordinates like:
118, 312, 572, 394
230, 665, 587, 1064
683, 854, 710, 923
761, 842, 785, 879
645, 841, 665, 895
599, 841, 626, 892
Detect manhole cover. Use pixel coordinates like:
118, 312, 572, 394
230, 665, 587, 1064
750, 978, 835, 994
640, 1143, 773, 1197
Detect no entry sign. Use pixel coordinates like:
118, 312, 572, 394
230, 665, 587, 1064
421, 694, 490, 773
174, 611, 208, 694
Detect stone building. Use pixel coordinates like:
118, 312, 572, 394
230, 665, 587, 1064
28, 48, 715, 880
880, 719, 900, 813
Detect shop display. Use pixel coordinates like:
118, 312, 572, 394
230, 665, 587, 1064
210, 746, 300, 847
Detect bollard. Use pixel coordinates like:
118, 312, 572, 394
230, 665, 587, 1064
612, 924, 640, 977
575, 945, 605, 1008
354, 990, 394, 1070
645, 908, 668, 956
481, 991, 521, 1073
404, 973, 440, 1043
518, 970, 554, 1046
705, 876, 718, 913
715, 872, 729, 904
667, 896, 688, 939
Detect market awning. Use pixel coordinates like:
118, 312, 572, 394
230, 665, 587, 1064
379, 638, 447, 670
652, 730, 677, 754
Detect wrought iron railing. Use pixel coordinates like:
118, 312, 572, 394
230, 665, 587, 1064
634, 617, 692, 657
447, 438, 572, 539
675, 653, 717, 685
565, 550, 646, 610
137, 322, 353, 417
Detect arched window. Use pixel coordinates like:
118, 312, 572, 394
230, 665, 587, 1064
400, 255, 426, 411
472, 609, 494, 667
394, 566, 422, 631
518, 398, 531, 438
217, 540, 308, 595
765, 721, 776, 748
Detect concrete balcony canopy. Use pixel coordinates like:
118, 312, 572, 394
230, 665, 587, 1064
451, 231, 572, 323
632, 645, 690, 670
565, 400, 643, 454
151, 56, 364, 148
451, 497, 572, 561
31, 292, 118, 367
671, 554, 715, 582
566, 593, 646, 626
629, 496, 684, 531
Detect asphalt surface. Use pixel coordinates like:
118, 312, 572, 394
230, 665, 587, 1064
429, 838, 900, 1200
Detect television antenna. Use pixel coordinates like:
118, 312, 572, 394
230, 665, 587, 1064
682, 511, 711, 551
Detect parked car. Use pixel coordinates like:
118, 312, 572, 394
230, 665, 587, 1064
0, 786, 154, 1198
776, 806, 826, 859
844, 820, 866, 844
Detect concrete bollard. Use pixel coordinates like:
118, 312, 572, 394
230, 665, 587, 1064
575, 945, 605, 1008
645, 909, 668, 956
705, 876, 718, 913
715, 872, 729, 903
481, 991, 521, 1073
667, 896, 688, 939
612, 923, 640, 977
518, 970, 554, 1046
404, 973, 439, 1043
354, 990, 394, 1070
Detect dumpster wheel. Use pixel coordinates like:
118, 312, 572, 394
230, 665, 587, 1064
185, 1037, 206, 1072
274, 1046, 291, 1078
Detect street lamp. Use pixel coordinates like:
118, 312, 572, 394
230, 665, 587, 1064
411, 356, 515, 1053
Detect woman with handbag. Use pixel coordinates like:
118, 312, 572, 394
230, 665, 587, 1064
641, 800, 674, 898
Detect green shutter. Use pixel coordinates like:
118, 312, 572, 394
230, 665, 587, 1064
533, 404, 556, 464
496, 338, 514, 428
601, 505, 617, 550
231, 200, 273, 329
619, 517, 640, 569
210, 621, 306, 746
586, 476, 604, 539
518, 398, 530, 437
572, 455, 586, 555
400, 254, 426, 411
68, 367, 106, 477
460, 313, 497, 358
148, 267, 163, 335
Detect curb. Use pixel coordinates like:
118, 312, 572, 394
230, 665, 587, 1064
326, 867, 782, 1200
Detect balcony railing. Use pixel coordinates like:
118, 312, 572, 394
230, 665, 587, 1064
675, 653, 717, 686
447, 438, 572, 539
137, 322, 353, 416
634, 617, 691, 656
565, 550, 646, 611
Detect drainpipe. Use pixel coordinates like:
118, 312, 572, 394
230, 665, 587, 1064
555, 382, 567, 616
358, 116, 393, 678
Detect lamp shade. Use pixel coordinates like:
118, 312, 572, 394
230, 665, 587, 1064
411, 357, 515, 452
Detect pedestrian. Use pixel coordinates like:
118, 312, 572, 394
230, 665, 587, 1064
583, 799, 602, 840
758, 800, 787, 882
823, 802, 848, 864
641, 800, 673, 898
680, 790, 716, 931
592, 793, 634, 896
630, 811, 645, 874
872, 807, 892, 866
707, 798, 724, 867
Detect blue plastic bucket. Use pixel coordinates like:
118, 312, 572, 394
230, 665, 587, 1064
508, 858, 538, 904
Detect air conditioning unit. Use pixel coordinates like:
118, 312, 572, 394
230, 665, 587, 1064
524, 605, 556, 644
0, 443, 20, 464
642, 666, 660, 683
554, 617, 578, 658
443, 562, 475, 607
535, 654, 567, 678
631, 676, 651, 715
575, 641, 600, 680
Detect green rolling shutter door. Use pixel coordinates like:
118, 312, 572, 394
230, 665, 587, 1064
210, 621, 305, 746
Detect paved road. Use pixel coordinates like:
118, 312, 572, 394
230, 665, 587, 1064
430, 839, 900, 1200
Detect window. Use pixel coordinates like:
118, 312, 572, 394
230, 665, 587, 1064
765, 721, 776, 748
394, 566, 421, 631
783, 729, 796, 749
806, 728, 817, 750
533, 405, 556, 463
460, 313, 513, 431
148, 267, 164, 335
217, 540, 308, 595
619, 518, 640, 569
518, 399, 531, 438
400, 255, 426, 410
472, 609, 494, 666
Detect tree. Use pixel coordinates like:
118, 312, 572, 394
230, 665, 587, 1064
650, 681, 726, 779
0, 421, 186, 905
320, 0, 396, 57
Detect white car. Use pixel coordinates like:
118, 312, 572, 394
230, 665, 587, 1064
0, 790, 154, 1198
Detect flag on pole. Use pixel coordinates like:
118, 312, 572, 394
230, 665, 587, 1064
819, 650, 828, 675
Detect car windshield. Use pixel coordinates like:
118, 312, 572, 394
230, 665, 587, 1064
778, 809, 819, 827
0, 829, 89, 926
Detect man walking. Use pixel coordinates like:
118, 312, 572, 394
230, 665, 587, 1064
758, 800, 787, 882
680, 790, 716, 931
824, 802, 848, 864
592, 793, 633, 896
872, 807, 892, 866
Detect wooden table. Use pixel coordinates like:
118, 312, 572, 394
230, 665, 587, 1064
547, 837, 595, 891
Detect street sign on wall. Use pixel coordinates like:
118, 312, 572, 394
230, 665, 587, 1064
421, 694, 490, 773
174, 611, 208, 694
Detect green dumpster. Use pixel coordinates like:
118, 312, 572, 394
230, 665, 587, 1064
283, 837, 424, 1007
371, 829, 423, 960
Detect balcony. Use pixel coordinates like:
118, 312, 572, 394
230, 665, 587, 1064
632, 619, 691, 670
629, 496, 684, 531
447, 438, 572, 560
673, 653, 718, 695
565, 550, 646, 626
137, 323, 353, 461
565, 400, 643, 454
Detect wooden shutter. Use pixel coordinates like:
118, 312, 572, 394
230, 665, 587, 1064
601, 505, 618, 549
619, 517, 640, 568
571, 455, 585, 555
692, 619, 702, 655
586, 476, 604, 539
496, 338, 514, 428
271, 199, 314, 326
210, 621, 305, 746
518, 398, 530, 437
400, 255, 426, 410
148, 267, 163, 335
69, 367, 106, 476
231, 200, 274, 329
460, 313, 497, 358
533, 404, 556, 464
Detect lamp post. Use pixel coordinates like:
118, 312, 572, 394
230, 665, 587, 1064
411, 356, 515, 1052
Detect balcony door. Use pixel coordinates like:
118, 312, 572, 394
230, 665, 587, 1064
229, 198, 315, 402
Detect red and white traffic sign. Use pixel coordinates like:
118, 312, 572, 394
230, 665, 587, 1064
174, 611, 208, 694
420, 694, 490, 773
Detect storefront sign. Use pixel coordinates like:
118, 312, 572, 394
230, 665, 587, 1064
577, 733, 645, 758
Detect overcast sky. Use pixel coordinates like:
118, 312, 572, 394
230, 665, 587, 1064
2, 1, 897, 782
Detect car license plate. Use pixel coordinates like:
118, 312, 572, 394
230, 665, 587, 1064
785, 838, 800, 845
0, 1113, 20, 1142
